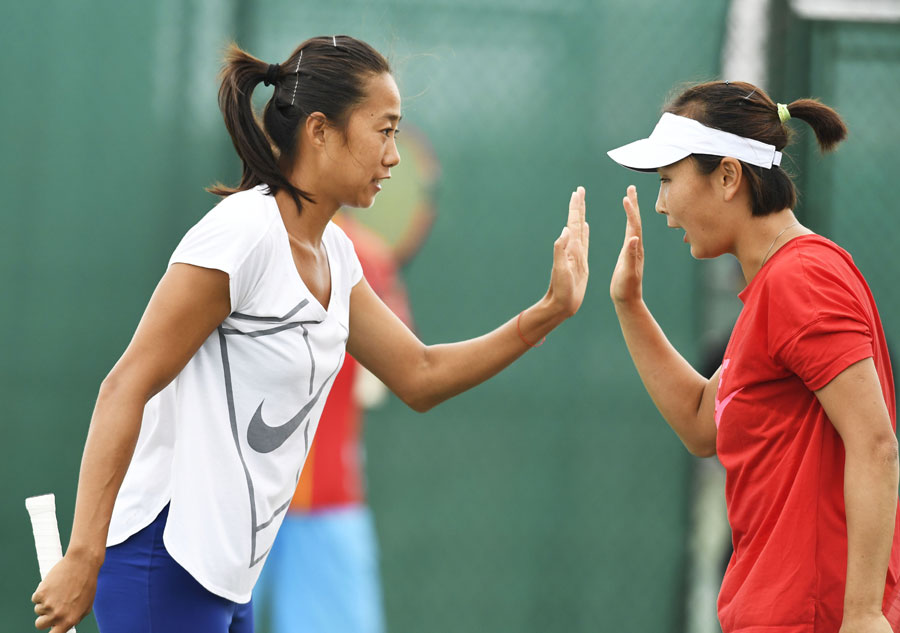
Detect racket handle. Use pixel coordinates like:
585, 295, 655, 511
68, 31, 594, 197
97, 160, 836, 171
26, 494, 76, 633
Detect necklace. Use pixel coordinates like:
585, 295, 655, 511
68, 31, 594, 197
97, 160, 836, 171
761, 221, 800, 267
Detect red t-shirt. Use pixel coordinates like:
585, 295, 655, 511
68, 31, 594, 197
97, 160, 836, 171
715, 235, 900, 632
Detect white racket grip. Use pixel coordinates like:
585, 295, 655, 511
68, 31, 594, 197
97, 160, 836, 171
26, 493, 77, 633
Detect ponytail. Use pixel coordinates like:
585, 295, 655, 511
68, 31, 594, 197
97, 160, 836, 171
784, 98, 848, 153
207, 43, 312, 212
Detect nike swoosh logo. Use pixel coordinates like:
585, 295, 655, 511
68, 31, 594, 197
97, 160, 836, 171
246, 361, 340, 454
714, 388, 743, 428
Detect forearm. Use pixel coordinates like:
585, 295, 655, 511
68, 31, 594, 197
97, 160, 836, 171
66, 377, 148, 568
409, 296, 567, 412
843, 439, 899, 618
614, 298, 714, 454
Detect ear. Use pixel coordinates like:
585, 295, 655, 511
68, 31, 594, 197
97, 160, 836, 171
718, 157, 743, 202
303, 112, 328, 149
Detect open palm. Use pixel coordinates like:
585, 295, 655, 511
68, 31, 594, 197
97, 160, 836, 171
548, 186, 589, 316
610, 185, 644, 305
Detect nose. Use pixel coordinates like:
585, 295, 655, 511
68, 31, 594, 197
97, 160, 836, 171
384, 136, 400, 169
655, 184, 666, 215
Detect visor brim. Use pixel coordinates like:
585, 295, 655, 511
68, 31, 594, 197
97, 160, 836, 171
607, 139, 691, 173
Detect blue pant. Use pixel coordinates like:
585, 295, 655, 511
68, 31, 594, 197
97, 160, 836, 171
94, 505, 253, 633
254, 505, 384, 633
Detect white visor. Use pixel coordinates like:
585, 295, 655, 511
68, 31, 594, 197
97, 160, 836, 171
607, 112, 783, 172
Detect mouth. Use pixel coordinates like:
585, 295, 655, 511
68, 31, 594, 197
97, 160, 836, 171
373, 175, 390, 192
667, 224, 688, 242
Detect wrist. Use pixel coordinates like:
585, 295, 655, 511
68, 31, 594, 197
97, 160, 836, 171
613, 295, 647, 317
535, 293, 571, 325
66, 541, 106, 571
843, 600, 884, 620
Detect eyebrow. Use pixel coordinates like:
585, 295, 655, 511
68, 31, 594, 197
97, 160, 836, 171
381, 113, 403, 124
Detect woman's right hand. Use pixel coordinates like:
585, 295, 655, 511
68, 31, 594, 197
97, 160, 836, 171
32, 553, 99, 632
610, 185, 645, 306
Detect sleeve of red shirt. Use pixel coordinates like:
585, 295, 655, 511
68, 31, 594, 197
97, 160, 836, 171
767, 242, 874, 392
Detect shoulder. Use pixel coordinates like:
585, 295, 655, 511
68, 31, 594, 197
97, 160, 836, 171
202, 187, 279, 239
765, 235, 861, 293
754, 235, 871, 348
170, 187, 280, 274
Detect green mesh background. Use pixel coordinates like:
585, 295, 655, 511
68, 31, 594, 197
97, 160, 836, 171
2, 2, 897, 632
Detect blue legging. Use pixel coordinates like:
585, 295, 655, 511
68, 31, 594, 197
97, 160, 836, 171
94, 505, 253, 633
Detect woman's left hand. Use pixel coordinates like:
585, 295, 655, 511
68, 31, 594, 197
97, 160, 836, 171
546, 186, 589, 317
839, 613, 894, 633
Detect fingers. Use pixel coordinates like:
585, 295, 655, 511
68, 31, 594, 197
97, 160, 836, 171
627, 235, 640, 258
35, 611, 77, 632
582, 221, 590, 258
622, 185, 642, 240
554, 226, 571, 255
567, 186, 585, 223
567, 186, 586, 235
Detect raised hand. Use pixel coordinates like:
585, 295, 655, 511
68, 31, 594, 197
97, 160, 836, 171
610, 185, 644, 306
547, 186, 589, 317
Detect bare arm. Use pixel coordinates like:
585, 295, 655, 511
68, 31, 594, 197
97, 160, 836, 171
348, 187, 589, 412
817, 358, 898, 633
609, 186, 718, 456
32, 263, 231, 633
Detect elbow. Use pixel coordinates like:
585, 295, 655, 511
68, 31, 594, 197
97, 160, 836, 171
97, 363, 154, 407
683, 430, 717, 458
846, 431, 900, 469
408, 399, 436, 414
401, 391, 438, 414
98, 368, 124, 402
395, 347, 440, 413
390, 374, 435, 412
686, 440, 717, 458
873, 433, 900, 467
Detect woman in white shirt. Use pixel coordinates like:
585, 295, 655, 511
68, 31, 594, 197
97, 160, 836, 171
31, 35, 589, 633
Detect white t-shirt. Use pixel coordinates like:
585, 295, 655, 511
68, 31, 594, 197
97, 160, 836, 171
107, 186, 363, 602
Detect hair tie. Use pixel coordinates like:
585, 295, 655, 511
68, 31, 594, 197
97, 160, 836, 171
777, 103, 791, 124
263, 63, 280, 87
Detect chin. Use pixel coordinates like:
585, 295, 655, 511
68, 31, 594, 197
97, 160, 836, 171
688, 243, 707, 260
689, 244, 726, 260
343, 192, 378, 210
357, 192, 379, 209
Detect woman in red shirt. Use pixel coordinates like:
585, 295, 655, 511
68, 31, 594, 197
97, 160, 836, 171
608, 81, 900, 633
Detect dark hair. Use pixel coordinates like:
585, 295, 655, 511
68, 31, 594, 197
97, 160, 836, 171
665, 81, 848, 216
208, 36, 391, 212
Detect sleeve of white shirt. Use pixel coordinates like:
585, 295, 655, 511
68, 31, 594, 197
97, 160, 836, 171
168, 193, 275, 313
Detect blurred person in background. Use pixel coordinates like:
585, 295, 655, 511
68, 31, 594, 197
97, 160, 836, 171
253, 212, 421, 633
30, 35, 589, 633
608, 81, 900, 633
